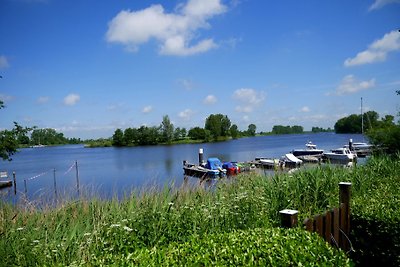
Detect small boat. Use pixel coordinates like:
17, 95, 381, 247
255, 157, 279, 168
183, 158, 226, 179
292, 141, 324, 157
0, 171, 12, 189
222, 162, 240, 175
323, 148, 357, 162
280, 153, 303, 168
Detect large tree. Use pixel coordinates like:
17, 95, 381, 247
247, 124, 257, 136
205, 114, 231, 140
160, 115, 174, 144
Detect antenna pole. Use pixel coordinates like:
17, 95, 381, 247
361, 97, 363, 134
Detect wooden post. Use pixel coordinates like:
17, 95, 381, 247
53, 168, 57, 199
280, 209, 298, 228
339, 182, 351, 251
13, 171, 16, 195
24, 179, 27, 195
75, 160, 80, 195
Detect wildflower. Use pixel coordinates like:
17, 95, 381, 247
110, 224, 121, 228
123, 226, 133, 232
32, 240, 40, 243
17, 227, 24, 231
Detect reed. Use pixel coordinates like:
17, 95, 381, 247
0, 155, 398, 266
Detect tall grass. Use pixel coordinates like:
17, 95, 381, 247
0, 155, 399, 266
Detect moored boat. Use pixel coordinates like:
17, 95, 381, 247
323, 148, 357, 162
291, 141, 324, 157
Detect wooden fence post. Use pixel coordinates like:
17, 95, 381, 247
280, 209, 299, 228
339, 182, 351, 251
13, 171, 16, 195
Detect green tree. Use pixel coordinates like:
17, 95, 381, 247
205, 114, 231, 140
230, 124, 240, 139
188, 127, 206, 140
112, 129, 125, 146
161, 115, 174, 144
0, 101, 33, 160
247, 124, 257, 136
124, 128, 138, 146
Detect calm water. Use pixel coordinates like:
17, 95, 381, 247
0, 133, 367, 202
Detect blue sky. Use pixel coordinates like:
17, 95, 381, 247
1, 0, 399, 139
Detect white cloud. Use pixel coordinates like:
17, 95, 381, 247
142, 105, 153, 113
37, 96, 49, 104
177, 78, 195, 90
300, 106, 310, 112
335, 75, 376, 95
0, 55, 9, 69
344, 30, 400, 66
232, 88, 265, 113
178, 108, 193, 120
203, 94, 217, 105
63, 93, 80, 106
0, 94, 14, 103
369, 0, 400, 11
106, 0, 227, 56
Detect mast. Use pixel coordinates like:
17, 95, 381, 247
361, 97, 364, 134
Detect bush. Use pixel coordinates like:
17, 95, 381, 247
92, 227, 350, 266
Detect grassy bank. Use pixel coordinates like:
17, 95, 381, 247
1, 155, 399, 266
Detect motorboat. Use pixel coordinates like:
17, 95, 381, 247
291, 141, 324, 157
255, 157, 279, 168
280, 153, 303, 168
323, 148, 357, 162
183, 158, 227, 178
343, 141, 372, 157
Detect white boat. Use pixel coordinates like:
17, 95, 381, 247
292, 141, 324, 157
343, 140, 372, 157
281, 153, 303, 167
255, 157, 279, 168
323, 148, 357, 162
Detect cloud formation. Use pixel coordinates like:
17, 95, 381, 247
142, 105, 153, 113
37, 96, 49, 104
178, 108, 193, 120
344, 30, 400, 66
369, 0, 400, 11
203, 94, 217, 105
232, 88, 265, 113
335, 75, 375, 95
300, 106, 310, 112
0, 55, 9, 69
106, 0, 227, 56
63, 93, 80, 106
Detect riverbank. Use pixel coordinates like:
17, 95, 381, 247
1, 155, 399, 265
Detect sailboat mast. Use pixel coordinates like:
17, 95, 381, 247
361, 97, 364, 134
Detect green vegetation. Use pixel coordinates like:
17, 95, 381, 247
108, 113, 259, 147
271, 125, 304, 135
0, 100, 32, 161
334, 111, 380, 134
1, 156, 400, 265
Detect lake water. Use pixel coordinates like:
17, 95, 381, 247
0, 133, 367, 203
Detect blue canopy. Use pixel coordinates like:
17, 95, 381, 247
206, 158, 223, 170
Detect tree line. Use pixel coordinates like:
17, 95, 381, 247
112, 114, 259, 147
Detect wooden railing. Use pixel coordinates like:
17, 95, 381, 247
280, 182, 352, 252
